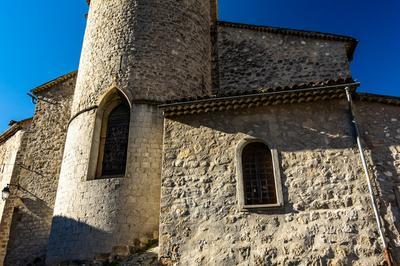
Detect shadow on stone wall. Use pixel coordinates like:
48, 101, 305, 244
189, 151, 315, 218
5, 197, 53, 266
5, 199, 112, 265
167, 103, 355, 218
46, 216, 112, 265
369, 148, 400, 263
170, 102, 355, 153
364, 136, 400, 263
161, 101, 400, 264
354, 102, 400, 263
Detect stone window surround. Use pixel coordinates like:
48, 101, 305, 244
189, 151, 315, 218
235, 137, 284, 209
87, 87, 132, 181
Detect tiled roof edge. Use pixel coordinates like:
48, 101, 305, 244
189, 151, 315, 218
160, 82, 360, 117
31, 71, 78, 95
356, 92, 400, 106
217, 21, 358, 61
164, 77, 355, 104
0, 118, 32, 145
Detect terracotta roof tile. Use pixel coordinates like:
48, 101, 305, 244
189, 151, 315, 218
165, 77, 356, 104
356, 93, 400, 106
0, 118, 32, 144
31, 71, 77, 95
161, 78, 360, 117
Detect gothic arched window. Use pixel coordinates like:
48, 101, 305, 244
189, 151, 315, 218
95, 93, 130, 179
236, 140, 283, 208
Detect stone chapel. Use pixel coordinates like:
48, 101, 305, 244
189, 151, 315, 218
0, 0, 399, 265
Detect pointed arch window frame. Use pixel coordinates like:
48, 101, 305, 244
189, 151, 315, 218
87, 88, 132, 180
235, 138, 284, 209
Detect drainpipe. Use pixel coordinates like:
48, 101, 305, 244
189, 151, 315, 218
345, 87, 394, 266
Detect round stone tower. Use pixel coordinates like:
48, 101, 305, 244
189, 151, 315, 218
46, 0, 217, 264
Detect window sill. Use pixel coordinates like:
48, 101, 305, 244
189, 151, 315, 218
90, 175, 125, 181
242, 203, 284, 210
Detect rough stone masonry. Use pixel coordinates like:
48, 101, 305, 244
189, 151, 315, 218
159, 99, 400, 265
0, 0, 399, 265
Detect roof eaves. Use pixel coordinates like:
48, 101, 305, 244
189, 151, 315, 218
160, 82, 360, 117
356, 92, 400, 106
163, 77, 355, 104
217, 21, 358, 61
31, 71, 78, 95
0, 118, 32, 145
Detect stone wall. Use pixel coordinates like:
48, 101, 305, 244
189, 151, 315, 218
0, 130, 26, 224
159, 99, 390, 265
47, 103, 163, 264
45, 0, 216, 262
4, 76, 75, 266
72, 0, 214, 114
0, 127, 29, 266
356, 101, 400, 262
216, 25, 351, 95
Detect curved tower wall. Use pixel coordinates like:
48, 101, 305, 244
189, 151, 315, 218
47, 0, 214, 264
72, 0, 213, 113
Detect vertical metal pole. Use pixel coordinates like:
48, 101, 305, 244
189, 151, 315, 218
345, 88, 393, 265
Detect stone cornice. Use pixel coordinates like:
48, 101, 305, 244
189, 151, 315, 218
160, 82, 360, 117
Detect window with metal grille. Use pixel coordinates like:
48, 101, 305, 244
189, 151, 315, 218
97, 101, 130, 178
242, 142, 277, 205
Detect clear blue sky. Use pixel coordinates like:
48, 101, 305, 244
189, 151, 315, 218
0, 0, 399, 132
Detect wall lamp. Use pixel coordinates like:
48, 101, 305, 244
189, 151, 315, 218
1, 184, 20, 201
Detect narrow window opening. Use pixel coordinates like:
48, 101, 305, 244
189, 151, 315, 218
242, 142, 277, 205
96, 97, 130, 179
